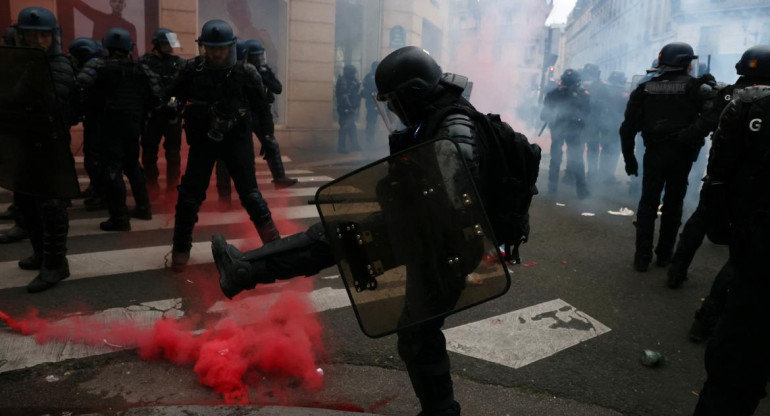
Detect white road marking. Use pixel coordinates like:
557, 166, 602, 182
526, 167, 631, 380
444, 298, 610, 369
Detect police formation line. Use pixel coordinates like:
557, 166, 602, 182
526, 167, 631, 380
2, 6, 770, 416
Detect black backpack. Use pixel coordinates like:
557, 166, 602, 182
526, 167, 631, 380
423, 106, 542, 263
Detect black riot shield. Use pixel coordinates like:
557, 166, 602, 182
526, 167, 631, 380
316, 138, 511, 338
0, 47, 79, 198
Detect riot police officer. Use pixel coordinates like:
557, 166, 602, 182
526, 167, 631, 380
168, 20, 280, 271
619, 42, 709, 271
335, 64, 361, 153
541, 69, 591, 198
693, 44, 770, 416
244, 39, 297, 188
11, 7, 77, 292
581, 63, 612, 184
139, 28, 186, 201
78, 27, 163, 231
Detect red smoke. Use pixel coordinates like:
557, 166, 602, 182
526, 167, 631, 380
0, 278, 325, 404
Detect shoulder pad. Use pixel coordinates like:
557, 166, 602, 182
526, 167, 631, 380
436, 112, 475, 141
737, 85, 770, 103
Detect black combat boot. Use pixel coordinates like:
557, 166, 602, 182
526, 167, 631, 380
130, 204, 153, 220
100, 216, 131, 231
634, 252, 651, 272
27, 214, 70, 293
0, 224, 29, 244
689, 308, 717, 343
266, 150, 299, 189
18, 252, 42, 270
171, 249, 190, 272
256, 219, 281, 244
212, 233, 264, 299
666, 263, 688, 288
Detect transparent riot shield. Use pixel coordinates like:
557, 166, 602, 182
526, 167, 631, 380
316, 138, 511, 338
0, 47, 79, 198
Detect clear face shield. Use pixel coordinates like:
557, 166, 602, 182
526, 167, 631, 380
373, 91, 405, 133
688, 58, 700, 77
162, 32, 181, 49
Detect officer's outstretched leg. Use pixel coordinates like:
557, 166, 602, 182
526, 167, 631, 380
565, 133, 589, 199
211, 222, 335, 298
125, 159, 152, 220
259, 134, 298, 189
27, 198, 70, 293
599, 139, 620, 184
215, 160, 232, 209
99, 163, 131, 232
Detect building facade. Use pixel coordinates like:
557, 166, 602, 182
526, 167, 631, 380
558, 0, 770, 85
1, 0, 449, 148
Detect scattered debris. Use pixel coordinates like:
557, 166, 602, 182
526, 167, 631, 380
316, 368, 324, 376
186, 279, 194, 284
556, 203, 566, 207
581, 212, 595, 217
640, 349, 668, 367
522, 261, 538, 267
608, 207, 634, 216
45, 375, 59, 382
465, 273, 484, 286
560, 260, 568, 265
218, 348, 229, 356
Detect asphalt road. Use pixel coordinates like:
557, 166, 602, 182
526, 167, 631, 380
0, 146, 767, 416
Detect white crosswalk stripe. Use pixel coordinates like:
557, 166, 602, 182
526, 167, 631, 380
0, 159, 612, 378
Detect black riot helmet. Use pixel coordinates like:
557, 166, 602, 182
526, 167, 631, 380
15, 7, 62, 54
151, 28, 180, 52
2, 26, 15, 46
244, 39, 266, 66
68, 37, 102, 66
735, 45, 770, 78
343, 64, 358, 79
197, 19, 236, 47
560, 68, 581, 87
197, 19, 237, 68
582, 63, 601, 80
375, 46, 443, 128
608, 71, 627, 85
102, 27, 134, 55
658, 42, 697, 70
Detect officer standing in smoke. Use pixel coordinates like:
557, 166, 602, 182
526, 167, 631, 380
139, 28, 186, 201
619, 42, 710, 272
244, 39, 298, 188
541, 68, 591, 199
77, 27, 163, 231
7, 7, 78, 293
692, 44, 770, 416
211, 46, 526, 415
580, 63, 612, 184
335, 64, 362, 153
167, 20, 280, 271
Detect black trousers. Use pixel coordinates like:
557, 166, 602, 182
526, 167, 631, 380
694, 237, 770, 415
173, 127, 272, 252
548, 128, 587, 195
141, 113, 182, 193
364, 107, 378, 143
635, 142, 693, 261
82, 115, 102, 192
338, 112, 359, 151
15, 193, 68, 269
670, 198, 707, 274
97, 113, 149, 219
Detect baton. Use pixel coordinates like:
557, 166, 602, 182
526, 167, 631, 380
537, 122, 548, 137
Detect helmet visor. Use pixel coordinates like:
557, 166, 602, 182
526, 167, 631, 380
162, 32, 181, 48
373, 91, 403, 133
